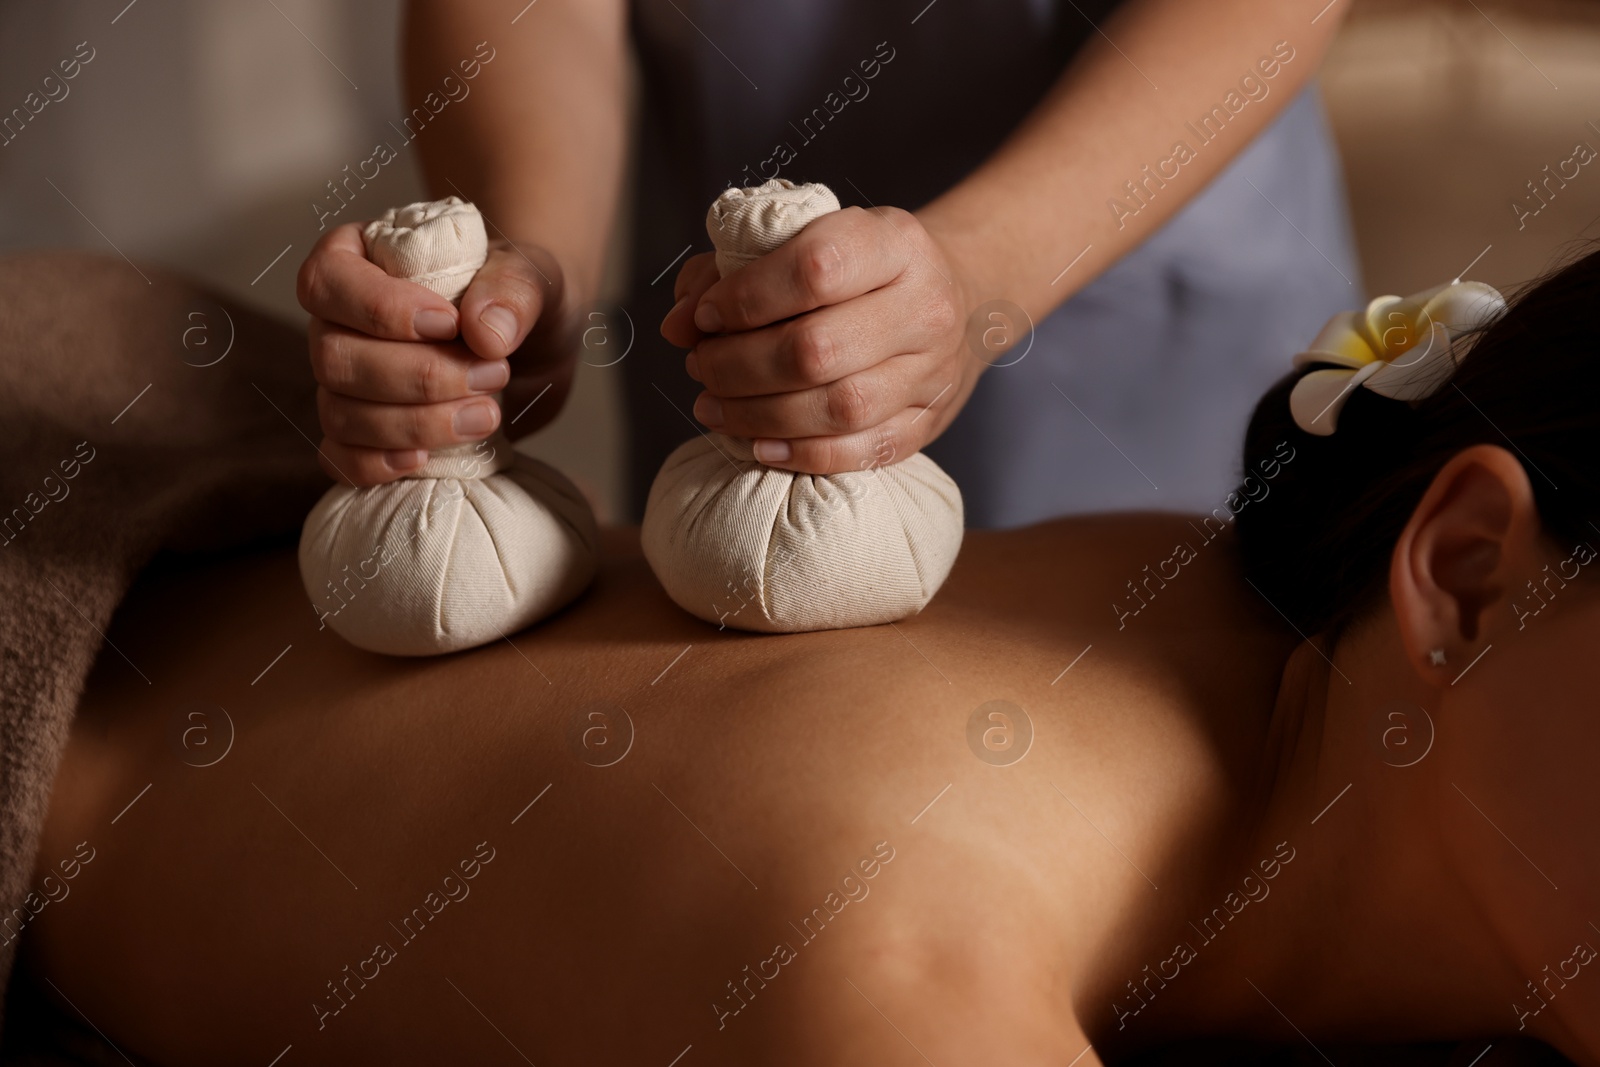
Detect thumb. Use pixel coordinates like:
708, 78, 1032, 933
457, 240, 562, 361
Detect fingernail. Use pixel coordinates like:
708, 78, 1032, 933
453, 401, 497, 437
415, 308, 457, 340
668, 296, 689, 322
480, 304, 518, 348
685, 349, 701, 381
754, 439, 791, 464
694, 302, 723, 333
386, 448, 427, 472
694, 394, 723, 428
466, 359, 510, 392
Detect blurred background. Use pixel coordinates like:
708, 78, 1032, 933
1, 0, 1597, 524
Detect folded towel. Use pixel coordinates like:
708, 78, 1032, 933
0, 250, 328, 1037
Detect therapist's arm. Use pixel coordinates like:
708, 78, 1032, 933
665, 0, 1351, 474
402, 0, 627, 313
296, 0, 627, 486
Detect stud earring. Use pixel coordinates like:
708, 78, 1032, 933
1429, 648, 1447, 667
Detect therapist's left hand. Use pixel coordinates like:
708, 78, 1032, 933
660, 206, 981, 474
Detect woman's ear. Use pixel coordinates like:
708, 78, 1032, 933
1389, 444, 1539, 683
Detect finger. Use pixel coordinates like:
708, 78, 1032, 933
693, 206, 910, 334
688, 286, 932, 398
309, 320, 509, 404
317, 387, 502, 451
297, 222, 461, 342
662, 253, 720, 349
315, 436, 429, 489
458, 241, 557, 361
750, 406, 938, 477
695, 359, 939, 441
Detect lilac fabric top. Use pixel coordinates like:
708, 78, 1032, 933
620, 0, 1362, 526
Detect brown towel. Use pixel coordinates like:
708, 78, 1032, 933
0, 250, 325, 1039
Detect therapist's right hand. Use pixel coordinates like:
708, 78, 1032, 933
297, 222, 572, 487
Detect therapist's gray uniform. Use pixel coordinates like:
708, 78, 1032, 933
619, 0, 1362, 527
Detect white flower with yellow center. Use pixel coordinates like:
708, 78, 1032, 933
1289, 280, 1507, 436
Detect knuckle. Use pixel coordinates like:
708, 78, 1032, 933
872, 205, 919, 244
868, 423, 902, 469
404, 403, 432, 448
924, 290, 960, 336
725, 283, 760, 331
880, 205, 918, 231
822, 438, 852, 475
824, 376, 874, 432
788, 319, 837, 385
414, 353, 451, 404
876, 208, 925, 270
794, 236, 847, 304
816, 433, 866, 476
310, 330, 355, 391
694, 346, 722, 394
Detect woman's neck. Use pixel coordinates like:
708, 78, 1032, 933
1141, 622, 1598, 1063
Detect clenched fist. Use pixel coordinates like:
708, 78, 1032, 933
297, 222, 574, 486
660, 205, 985, 475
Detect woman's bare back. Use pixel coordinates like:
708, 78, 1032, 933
29, 515, 1294, 1065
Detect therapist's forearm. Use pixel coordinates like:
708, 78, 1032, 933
402, 0, 628, 309
916, 0, 1349, 321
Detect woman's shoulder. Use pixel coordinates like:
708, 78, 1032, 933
950, 511, 1286, 642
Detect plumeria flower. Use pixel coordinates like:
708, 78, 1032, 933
1289, 280, 1507, 436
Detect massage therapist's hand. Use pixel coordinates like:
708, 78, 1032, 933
661, 206, 981, 474
297, 222, 573, 487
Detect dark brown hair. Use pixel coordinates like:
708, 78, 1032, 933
1235, 247, 1600, 637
